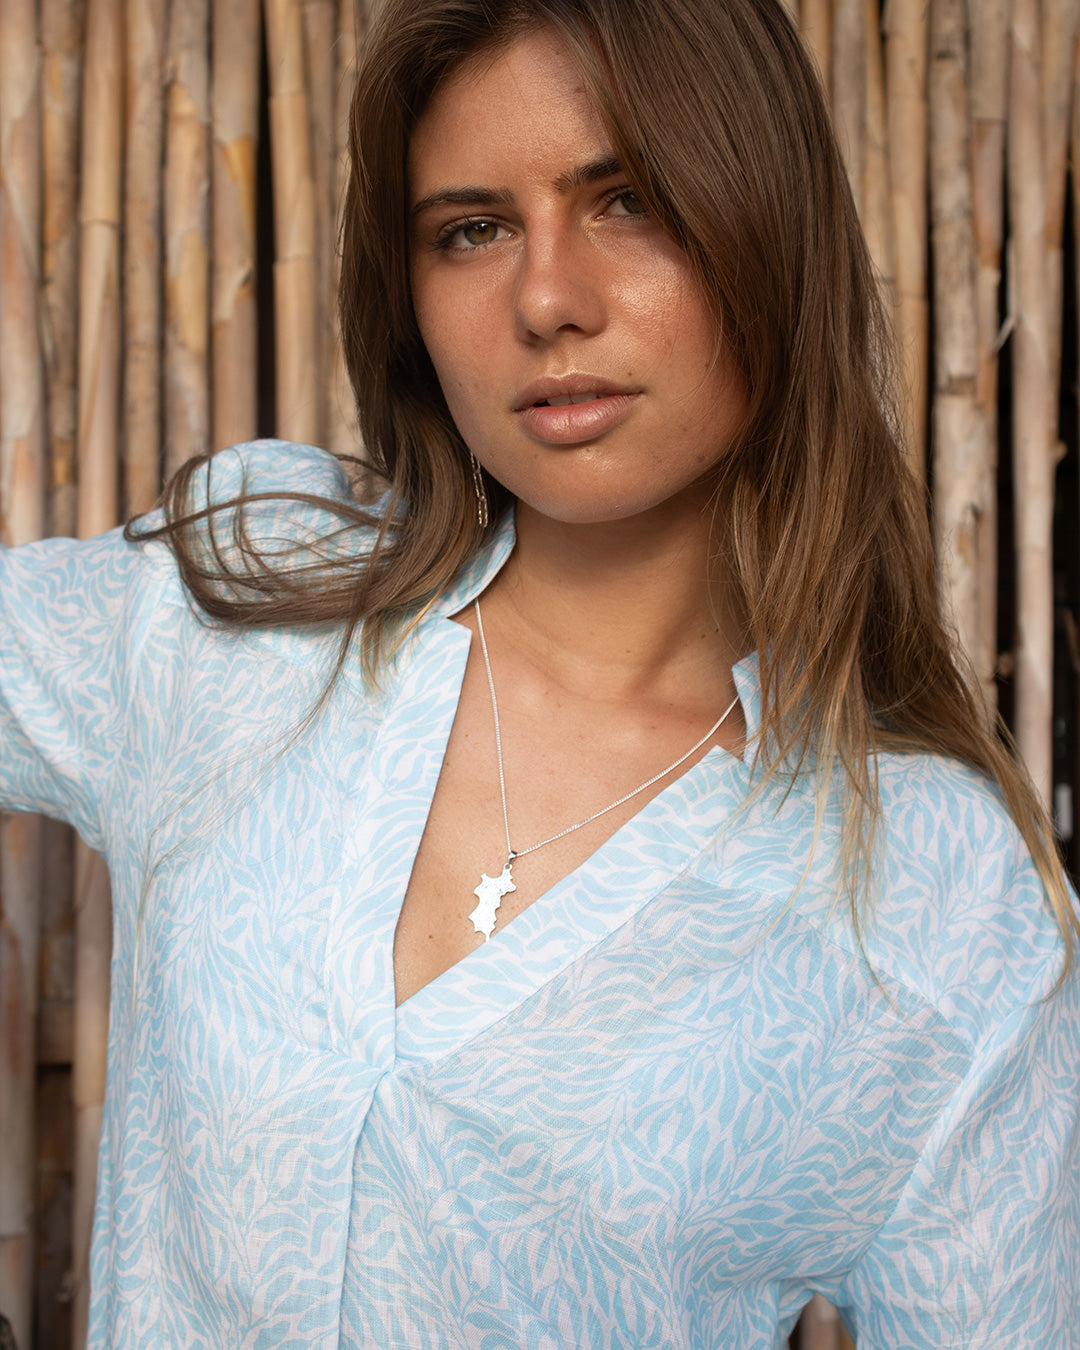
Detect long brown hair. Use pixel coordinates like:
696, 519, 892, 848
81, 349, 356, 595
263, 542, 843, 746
131, 0, 1077, 962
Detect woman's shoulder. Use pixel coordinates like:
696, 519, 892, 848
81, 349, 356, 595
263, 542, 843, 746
867, 748, 1070, 1034
187, 438, 355, 504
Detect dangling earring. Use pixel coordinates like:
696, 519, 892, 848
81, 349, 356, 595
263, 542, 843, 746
470, 453, 490, 529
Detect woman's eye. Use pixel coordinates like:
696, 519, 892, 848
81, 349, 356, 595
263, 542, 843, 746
437, 218, 507, 250
605, 189, 649, 217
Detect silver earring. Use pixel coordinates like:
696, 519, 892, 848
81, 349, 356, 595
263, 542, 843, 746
470, 454, 489, 529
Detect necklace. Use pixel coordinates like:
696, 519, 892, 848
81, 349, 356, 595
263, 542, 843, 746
468, 598, 740, 941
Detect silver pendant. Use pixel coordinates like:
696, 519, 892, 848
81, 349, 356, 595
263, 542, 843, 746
469, 858, 516, 941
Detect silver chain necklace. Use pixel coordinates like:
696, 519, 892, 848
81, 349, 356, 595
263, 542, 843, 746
468, 598, 740, 941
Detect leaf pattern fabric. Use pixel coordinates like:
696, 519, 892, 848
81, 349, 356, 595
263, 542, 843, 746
0, 441, 1076, 1349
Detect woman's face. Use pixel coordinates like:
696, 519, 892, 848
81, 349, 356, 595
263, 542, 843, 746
408, 27, 749, 528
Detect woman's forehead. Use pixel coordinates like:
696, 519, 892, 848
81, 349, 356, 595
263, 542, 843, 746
408, 29, 608, 198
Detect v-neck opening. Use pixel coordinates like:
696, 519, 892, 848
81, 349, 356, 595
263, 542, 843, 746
324, 507, 764, 1067
392, 736, 750, 1062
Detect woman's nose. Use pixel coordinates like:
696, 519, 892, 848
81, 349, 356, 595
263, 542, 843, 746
512, 228, 606, 343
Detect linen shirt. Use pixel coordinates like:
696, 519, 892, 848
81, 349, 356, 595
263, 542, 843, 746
1, 440, 1077, 1349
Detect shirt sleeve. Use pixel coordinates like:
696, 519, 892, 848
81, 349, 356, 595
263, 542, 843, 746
835, 957, 1080, 1348
0, 527, 153, 851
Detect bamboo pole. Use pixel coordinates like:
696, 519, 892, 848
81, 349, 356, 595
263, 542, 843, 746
71, 845, 112, 1350
164, 0, 211, 479
799, 0, 831, 98
124, 0, 168, 515
74, 0, 123, 1339
929, 0, 983, 669
78, 0, 122, 540
265, 0, 319, 444
862, 0, 895, 313
0, 7, 47, 1335
831, 0, 867, 220
1042, 0, 1077, 435
799, 1294, 854, 1350
41, 0, 85, 539
327, 0, 364, 465
212, 0, 260, 450
970, 0, 1008, 708
884, 0, 928, 473
1072, 33, 1080, 823
304, 0, 335, 446
1009, 0, 1055, 807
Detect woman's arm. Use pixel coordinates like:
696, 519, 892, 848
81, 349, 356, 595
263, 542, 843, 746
0, 527, 150, 850
835, 926, 1080, 1347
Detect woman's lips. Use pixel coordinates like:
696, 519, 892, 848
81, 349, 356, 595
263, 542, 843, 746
515, 391, 640, 444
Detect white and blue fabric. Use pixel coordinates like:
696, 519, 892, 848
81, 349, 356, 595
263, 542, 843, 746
1, 440, 1077, 1348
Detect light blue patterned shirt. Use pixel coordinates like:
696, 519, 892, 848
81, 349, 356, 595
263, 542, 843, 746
1, 442, 1077, 1349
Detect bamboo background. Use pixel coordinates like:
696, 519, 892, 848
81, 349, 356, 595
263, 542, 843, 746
0, 0, 1077, 1346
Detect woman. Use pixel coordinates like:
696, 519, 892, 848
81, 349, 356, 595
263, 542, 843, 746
2, 0, 1078, 1344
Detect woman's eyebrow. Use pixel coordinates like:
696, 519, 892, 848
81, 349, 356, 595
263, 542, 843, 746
411, 185, 514, 217
550, 154, 622, 192
411, 155, 624, 217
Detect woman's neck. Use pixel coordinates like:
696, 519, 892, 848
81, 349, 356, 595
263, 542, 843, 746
479, 499, 746, 707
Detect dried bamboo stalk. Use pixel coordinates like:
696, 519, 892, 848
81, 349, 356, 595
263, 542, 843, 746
969, 0, 1008, 708
799, 0, 831, 98
327, 0, 364, 465
1009, 0, 1054, 806
165, 0, 211, 479
41, 0, 85, 539
1042, 0, 1077, 436
862, 0, 895, 313
78, 0, 122, 539
212, 0, 261, 450
265, 0, 319, 444
883, 0, 928, 473
124, 0, 168, 514
71, 844, 112, 1350
1072, 33, 1080, 822
799, 1294, 853, 1349
74, 0, 123, 1339
304, 0, 335, 446
928, 0, 982, 670
831, 0, 867, 220
0, 11, 48, 1332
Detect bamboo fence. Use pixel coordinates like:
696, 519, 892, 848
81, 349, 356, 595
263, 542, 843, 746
0, 0, 1077, 1346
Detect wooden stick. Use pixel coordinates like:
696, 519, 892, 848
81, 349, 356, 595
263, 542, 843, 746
862, 0, 895, 315
1042, 0, 1077, 437
327, 0, 364, 466
265, 0, 319, 444
831, 0, 867, 220
0, 24, 47, 1231
78, 0, 122, 540
304, 0, 335, 447
41, 0, 85, 539
1009, 0, 1054, 806
0, 9, 46, 1329
798, 0, 831, 99
124, 0, 168, 515
928, 0, 983, 671
969, 0, 1008, 708
1071, 32, 1080, 830
71, 843, 112, 1350
212, 0, 261, 450
799, 1294, 854, 1349
883, 0, 929, 474
164, 0, 211, 479
73, 0, 122, 1337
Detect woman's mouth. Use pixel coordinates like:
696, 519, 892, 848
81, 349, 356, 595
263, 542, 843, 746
515, 384, 640, 443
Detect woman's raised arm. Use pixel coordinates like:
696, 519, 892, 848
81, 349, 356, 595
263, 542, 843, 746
0, 527, 154, 849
